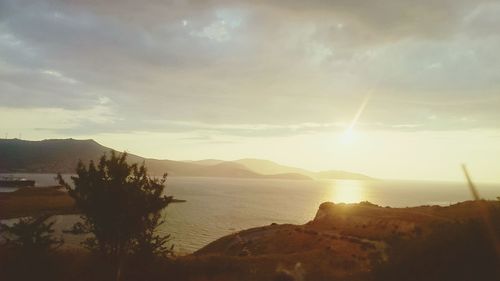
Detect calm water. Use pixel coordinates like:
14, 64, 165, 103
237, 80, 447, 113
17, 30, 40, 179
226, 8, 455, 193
2, 174, 499, 253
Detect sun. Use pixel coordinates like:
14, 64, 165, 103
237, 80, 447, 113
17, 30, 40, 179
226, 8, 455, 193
340, 127, 355, 144
330, 180, 365, 204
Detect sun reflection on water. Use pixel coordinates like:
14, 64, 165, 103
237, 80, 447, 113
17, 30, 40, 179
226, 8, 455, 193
330, 180, 366, 204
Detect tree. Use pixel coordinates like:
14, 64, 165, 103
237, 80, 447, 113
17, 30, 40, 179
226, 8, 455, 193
0, 214, 63, 254
57, 151, 173, 261
0, 215, 63, 281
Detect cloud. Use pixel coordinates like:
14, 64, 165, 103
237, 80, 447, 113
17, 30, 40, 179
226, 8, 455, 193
41, 69, 78, 84
1, 0, 500, 137
191, 20, 232, 42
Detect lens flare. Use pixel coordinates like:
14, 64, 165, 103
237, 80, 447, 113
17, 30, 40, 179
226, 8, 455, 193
341, 94, 371, 144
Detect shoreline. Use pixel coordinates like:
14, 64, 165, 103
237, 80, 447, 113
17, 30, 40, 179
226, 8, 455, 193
2, 199, 497, 280
0, 186, 186, 220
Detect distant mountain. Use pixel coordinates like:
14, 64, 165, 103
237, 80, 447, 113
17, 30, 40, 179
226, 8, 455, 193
234, 159, 315, 178
234, 158, 373, 180
315, 170, 372, 180
185, 159, 226, 166
0, 139, 371, 180
0, 139, 310, 180
0, 139, 112, 173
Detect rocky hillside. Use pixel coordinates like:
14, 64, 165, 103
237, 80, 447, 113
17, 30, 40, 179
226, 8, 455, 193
187, 200, 500, 281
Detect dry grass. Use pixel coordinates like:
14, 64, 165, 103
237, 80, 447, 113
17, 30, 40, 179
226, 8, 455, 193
190, 200, 500, 280
0, 187, 77, 219
1, 199, 498, 281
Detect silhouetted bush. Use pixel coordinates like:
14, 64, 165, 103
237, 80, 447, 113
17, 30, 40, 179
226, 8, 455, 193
0, 214, 63, 254
58, 151, 173, 279
0, 215, 63, 281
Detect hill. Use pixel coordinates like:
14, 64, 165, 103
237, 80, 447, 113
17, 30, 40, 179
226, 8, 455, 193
315, 170, 373, 180
189, 200, 500, 280
231, 158, 373, 180
235, 158, 315, 177
185, 159, 226, 166
1, 200, 498, 280
0, 138, 370, 180
0, 139, 310, 179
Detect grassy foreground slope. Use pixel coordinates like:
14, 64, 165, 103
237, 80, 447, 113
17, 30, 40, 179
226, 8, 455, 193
188, 200, 500, 281
1, 199, 498, 280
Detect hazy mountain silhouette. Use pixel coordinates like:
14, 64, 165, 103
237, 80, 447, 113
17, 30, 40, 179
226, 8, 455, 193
314, 170, 373, 180
234, 158, 315, 177
185, 159, 226, 166
0, 139, 308, 179
234, 158, 373, 180
0, 139, 371, 180
189, 158, 372, 180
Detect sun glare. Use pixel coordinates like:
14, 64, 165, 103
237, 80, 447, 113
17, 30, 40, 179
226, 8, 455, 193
330, 180, 365, 204
340, 128, 355, 144
340, 94, 371, 145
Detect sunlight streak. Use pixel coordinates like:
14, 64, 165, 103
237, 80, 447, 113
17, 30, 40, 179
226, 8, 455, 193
341, 93, 371, 144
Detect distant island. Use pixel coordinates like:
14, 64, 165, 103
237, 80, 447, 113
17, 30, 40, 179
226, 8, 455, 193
0, 138, 372, 180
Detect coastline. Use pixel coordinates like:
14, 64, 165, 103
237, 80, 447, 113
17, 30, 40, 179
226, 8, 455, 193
1, 193, 498, 280
0, 186, 186, 220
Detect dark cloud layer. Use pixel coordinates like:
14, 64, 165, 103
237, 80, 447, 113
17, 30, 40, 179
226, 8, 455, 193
1, 0, 500, 136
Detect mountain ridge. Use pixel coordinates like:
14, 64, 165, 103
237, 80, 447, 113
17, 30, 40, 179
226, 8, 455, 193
0, 138, 372, 180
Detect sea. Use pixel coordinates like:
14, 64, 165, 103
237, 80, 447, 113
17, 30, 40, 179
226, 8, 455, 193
1, 173, 499, 253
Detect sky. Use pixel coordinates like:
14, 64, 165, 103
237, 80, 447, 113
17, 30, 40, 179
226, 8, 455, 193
1, 0, 500, 182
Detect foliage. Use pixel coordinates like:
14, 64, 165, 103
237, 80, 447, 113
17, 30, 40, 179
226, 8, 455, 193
57, 151, 173, 260
0, 215, 63, 254
132, 212, 174, 259
372, 211, 500, 281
